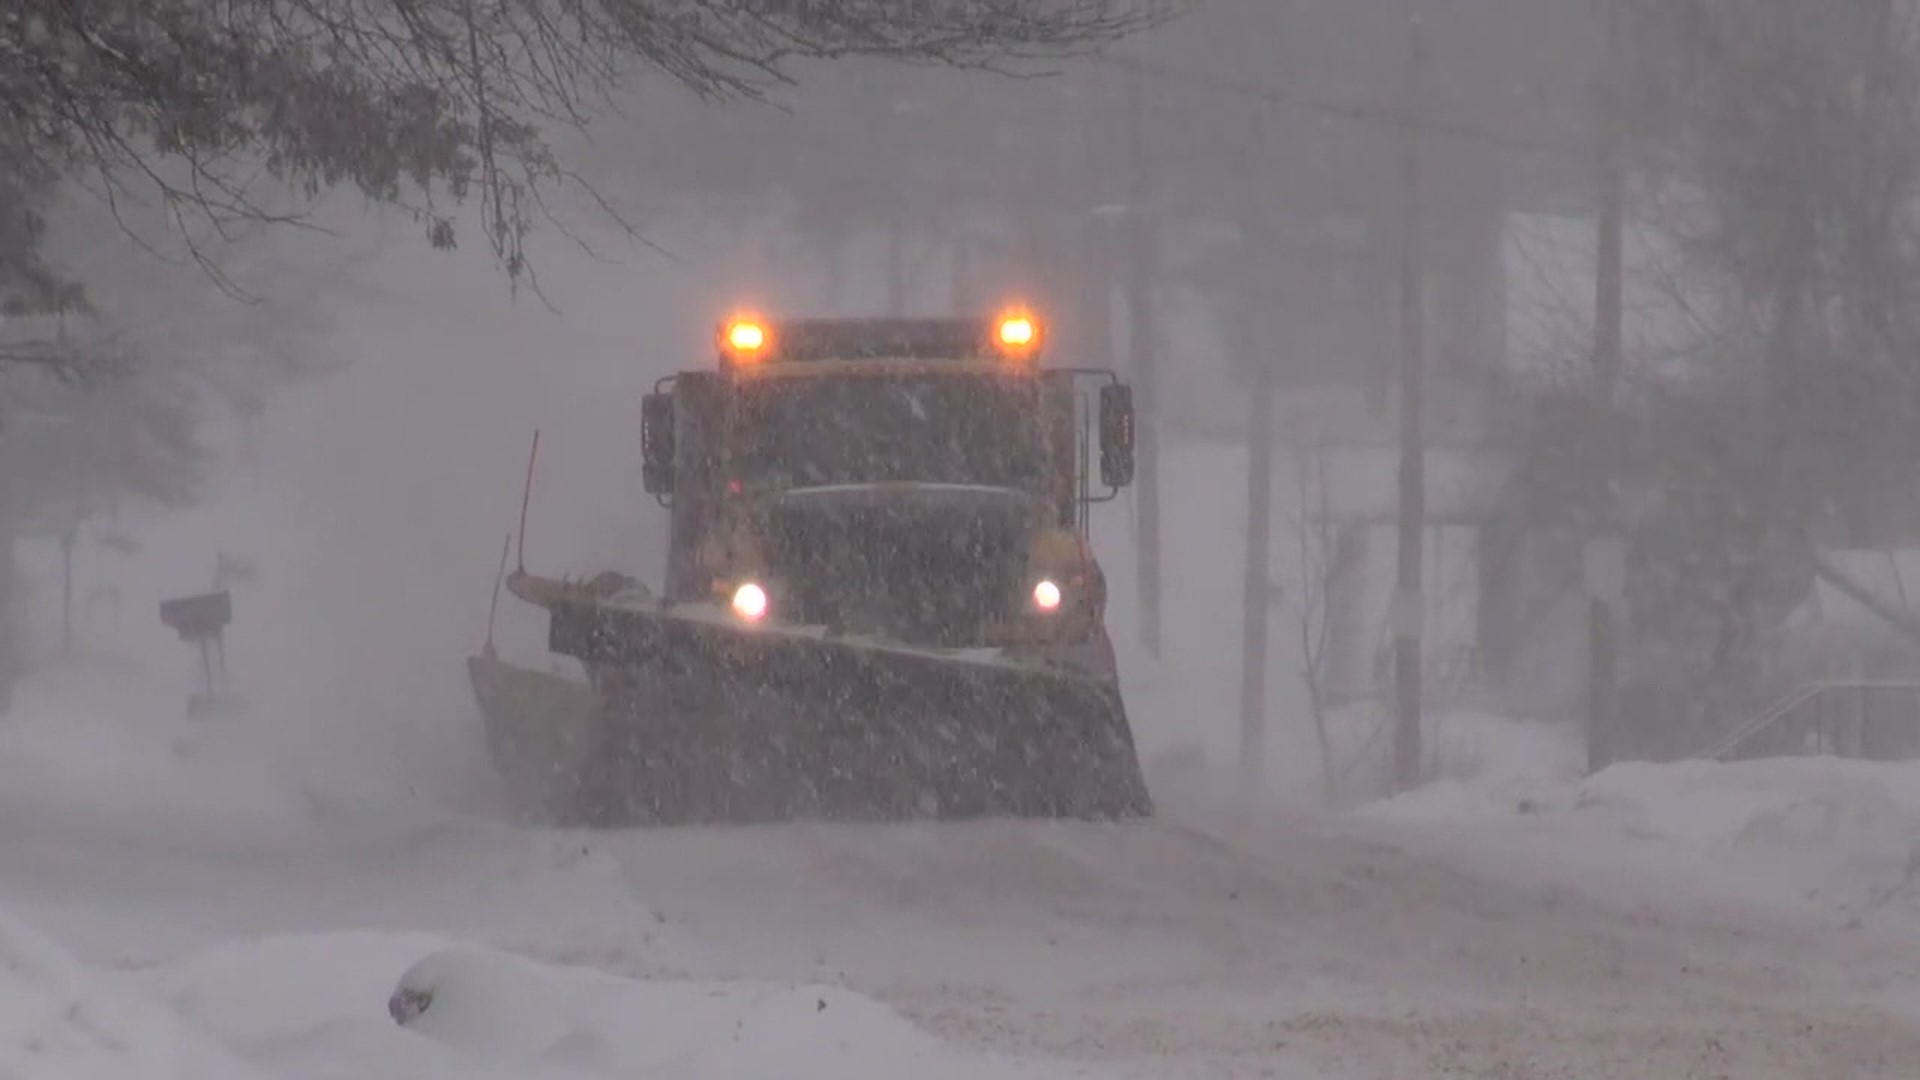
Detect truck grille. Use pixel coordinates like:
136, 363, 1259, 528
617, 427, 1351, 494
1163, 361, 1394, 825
764, 500, 1029, 647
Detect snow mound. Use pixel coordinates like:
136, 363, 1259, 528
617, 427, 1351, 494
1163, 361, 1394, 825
1364, 724, 1920, 922
0, 906, 264, 1080
1568, 757, 1920, 909
148, 933, 1107, 1080
388, 944, 1101, 1079
1373, 711, 1588, 819
146, 932, 525, 1080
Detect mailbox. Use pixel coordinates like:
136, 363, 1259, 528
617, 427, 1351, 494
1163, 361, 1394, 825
160, 590, 231, 641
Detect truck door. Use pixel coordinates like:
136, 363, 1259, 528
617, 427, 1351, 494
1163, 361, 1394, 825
1040, 371, 1081, 532
663, 372, 726, 601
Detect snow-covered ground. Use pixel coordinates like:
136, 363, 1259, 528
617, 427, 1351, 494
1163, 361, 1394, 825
0, 662, 1140, 1080
3, 917, 1120, 1080
6, 205, 1920, 1077
6, 644, 1920, 1077
1359, 712, 1920, 934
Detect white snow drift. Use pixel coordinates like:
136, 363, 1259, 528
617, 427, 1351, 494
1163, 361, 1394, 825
0, 906, 267, 1080
1, 917, 1118, 1080
1365, 714, 1920, 926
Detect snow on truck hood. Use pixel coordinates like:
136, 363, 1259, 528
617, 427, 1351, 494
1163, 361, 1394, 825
778, 482, 1032, 498
767, 483, 1047, 523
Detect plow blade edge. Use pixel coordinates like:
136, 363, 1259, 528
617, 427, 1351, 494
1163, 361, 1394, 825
466, 652, 597, 824
472, 600, 1154, 827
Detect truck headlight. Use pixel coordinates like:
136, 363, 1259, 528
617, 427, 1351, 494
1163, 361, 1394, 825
1031, 579, 1063, 612
731, 581, 769, 621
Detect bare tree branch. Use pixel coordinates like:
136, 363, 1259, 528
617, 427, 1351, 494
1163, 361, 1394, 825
0, 0, 1177, 319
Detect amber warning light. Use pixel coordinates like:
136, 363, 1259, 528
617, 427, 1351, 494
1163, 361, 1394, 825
719, 316, 770, 361
728, 321, 766, 351
715, 312, 1045, 365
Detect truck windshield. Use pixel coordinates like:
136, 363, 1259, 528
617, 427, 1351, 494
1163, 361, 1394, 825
729, 372, 1048, 492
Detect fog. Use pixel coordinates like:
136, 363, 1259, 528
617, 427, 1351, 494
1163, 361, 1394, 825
68, 0, 1603, 807
7, 1, 1920, 1076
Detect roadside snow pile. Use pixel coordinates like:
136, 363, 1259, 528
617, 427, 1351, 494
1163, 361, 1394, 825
149, 932, 1111, 1080
1360, 710, 1587, 817
1366, 734, 1920, 922
389, 945, 1096, 1079
0, 906, 264, 1080
144, 932, 519, 1080
1575, 756, 1920, 850
1560, 757, 1920, 915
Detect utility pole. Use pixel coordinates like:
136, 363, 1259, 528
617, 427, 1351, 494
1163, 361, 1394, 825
1390, 17, 1427, 794
1078, 76, 1119, 537
1238, 327, 1277, 795
1122, 66, 1164, 659
0, 445, 19, 717
1586, 0, 1627, 772
60, 524, 76, 657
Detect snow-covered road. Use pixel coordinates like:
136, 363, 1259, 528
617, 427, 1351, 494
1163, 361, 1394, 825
26, 176, 1920, 1076
5, 669, 1920, 1078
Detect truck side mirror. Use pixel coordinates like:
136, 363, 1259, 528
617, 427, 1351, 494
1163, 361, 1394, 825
1098, 383, 1135, 489
641, 391, 675, 494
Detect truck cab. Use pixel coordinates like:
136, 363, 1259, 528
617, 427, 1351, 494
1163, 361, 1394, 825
638, 311, 1135, 664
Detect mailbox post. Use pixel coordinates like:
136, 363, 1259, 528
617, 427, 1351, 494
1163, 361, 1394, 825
159, 589, 237, 717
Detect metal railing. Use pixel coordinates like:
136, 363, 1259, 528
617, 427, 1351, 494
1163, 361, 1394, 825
1698, 679, 1920, 761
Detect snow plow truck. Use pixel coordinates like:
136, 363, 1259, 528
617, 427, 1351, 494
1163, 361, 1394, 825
467, 308, 1153, 827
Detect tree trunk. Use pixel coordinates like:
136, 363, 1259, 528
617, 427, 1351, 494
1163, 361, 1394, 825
1474, 509, 1521, 685
1237, 351, 1276, 794
1390, 18, 1428, 794
60, 529, 74, 658
1323, 524, 1369, 708
0, 474, 21, 715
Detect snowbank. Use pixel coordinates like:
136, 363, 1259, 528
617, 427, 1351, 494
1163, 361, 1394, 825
147, 933, 1110, 1080
1554, 757, 1920, 917
144, 932, 522, 1080
0, 906, 265, 1080
1362, 724, 1920, 925
390, 944, 1102, 1079
1354, 711, 1588, 819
